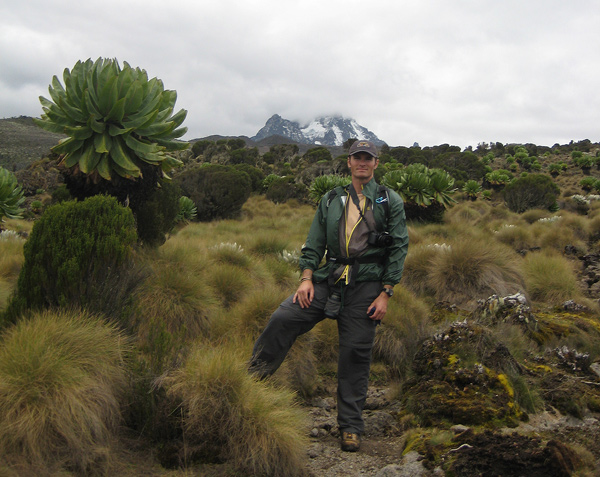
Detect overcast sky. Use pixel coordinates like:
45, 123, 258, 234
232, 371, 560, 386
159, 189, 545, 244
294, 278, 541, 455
1, 0, 599, 148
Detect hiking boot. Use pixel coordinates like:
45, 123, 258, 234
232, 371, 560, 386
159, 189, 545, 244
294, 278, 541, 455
341, 432, 360, 452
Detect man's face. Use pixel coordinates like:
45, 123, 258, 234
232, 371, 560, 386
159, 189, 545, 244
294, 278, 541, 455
347, 152, 379, 182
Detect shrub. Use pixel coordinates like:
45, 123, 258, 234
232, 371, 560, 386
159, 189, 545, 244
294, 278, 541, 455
50, 184, 72, 203
2, 195, 137, 325
162, 343, 307, 476
0, 309, 128, 473
191, 139, 213, 157
232, 164, 265, 192
134, 179, 180, 246
175, 164, 252, 221
503, 174, 560, 213
0, 167, 25, 226
303, 146, 332, 164
266, 176, 307, 204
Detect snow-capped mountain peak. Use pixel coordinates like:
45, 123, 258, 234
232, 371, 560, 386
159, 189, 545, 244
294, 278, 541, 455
252, 114, 385, 147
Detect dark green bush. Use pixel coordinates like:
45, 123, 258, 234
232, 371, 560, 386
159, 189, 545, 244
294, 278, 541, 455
503, 174, 560, 213
50, 184, 72, 204
2, 195, 137, 326
175, 164, 251, 221
134, 180, 181, 246
233, 164, 265, 192
191, 140, 214, 157
303, 147, 332, 164
266, 176, 307, 204
230, 147, 259, 166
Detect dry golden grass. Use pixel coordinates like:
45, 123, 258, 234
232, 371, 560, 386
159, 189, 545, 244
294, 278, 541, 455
0, 237, 24, 281
444, 200, 492, 226
522, 250, 584, 305
163, 342, 308, 476
132, 260, 217, 342
403, 233, 524, 307
493, 223, 535, 251
0, 309, 128, 473
373, 286, 432, 378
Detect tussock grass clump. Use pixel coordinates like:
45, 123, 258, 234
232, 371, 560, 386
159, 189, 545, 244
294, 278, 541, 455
493, 223, 534, 251
522, 250, 583, 304
411, 237, 524, 306
373, 286, 432, 378
225, 288, 289, 340
164, 343, 308, 476
133, 261, 216, 339
0, 309, 128, 473
444, 200, 492, 226
401, 243, 443, 297
520, 209, 552, 224
429, 238, 523, 305
0, 237, 24, 281
209, 241, 252, 268
209, 263, 252, 308
248, 233, 289, 256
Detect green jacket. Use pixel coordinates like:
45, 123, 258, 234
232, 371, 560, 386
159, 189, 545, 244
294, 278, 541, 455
299, 178, 409, 286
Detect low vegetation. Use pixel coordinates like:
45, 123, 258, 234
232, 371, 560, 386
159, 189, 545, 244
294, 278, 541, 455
2, 65, 600, 473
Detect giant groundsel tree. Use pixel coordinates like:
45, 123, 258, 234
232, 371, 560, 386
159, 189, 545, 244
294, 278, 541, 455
34, 58, 189, 245
34, 58, 188, 183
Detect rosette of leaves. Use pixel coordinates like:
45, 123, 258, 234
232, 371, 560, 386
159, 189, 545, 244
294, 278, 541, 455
34, 58, 188, 182
176, 196, 197, 223
308, 174, 352, 204
0, 167, 25, 224
462, 179, 482, 200
382, 164, 456, 222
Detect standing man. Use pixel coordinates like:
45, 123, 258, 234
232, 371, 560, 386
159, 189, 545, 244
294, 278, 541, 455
249, 140, 408, 452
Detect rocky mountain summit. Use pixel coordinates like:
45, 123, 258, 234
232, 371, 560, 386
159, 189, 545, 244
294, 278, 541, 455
252, 114, 385, 147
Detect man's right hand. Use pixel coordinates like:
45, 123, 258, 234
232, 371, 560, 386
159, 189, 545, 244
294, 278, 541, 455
293, 280, 314, 308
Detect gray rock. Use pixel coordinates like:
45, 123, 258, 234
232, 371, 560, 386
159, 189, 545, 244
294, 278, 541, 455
375, 452, 429, 477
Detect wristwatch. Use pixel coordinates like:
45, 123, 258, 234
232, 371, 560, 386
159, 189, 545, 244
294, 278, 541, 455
382, 287, 393, 298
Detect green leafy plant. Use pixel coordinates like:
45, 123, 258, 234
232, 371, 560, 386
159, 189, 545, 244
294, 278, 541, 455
0, 167, 25, 225
308, 174, 351, 204
34, 57, 188, 182
503, 174, 560, 213
175, 164, 252, 221
462, 180, 482, 200
580, 177, 596, 191
176, 196, 197, 222
382, 164, 456, 222
485, 169, 512, 188
2, 195, 137, 325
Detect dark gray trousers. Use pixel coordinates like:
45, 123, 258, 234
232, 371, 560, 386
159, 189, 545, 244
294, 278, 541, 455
250, 281, 380, 435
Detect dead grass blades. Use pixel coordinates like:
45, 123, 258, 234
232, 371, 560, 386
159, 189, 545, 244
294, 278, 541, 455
0, 309, 129, 474
163, 342, 308, 476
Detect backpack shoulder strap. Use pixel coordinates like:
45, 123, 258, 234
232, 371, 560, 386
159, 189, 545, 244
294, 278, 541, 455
376, 184, 390, 220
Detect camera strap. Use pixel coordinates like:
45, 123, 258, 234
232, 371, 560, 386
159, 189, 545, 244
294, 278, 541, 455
349, 184, 377, 234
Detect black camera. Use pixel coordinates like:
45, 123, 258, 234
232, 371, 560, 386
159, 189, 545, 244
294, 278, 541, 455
368, 231, 393, 248
324, 291, 342, 319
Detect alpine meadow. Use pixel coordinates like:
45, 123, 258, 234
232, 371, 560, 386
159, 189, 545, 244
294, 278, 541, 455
3, 57, 600, 476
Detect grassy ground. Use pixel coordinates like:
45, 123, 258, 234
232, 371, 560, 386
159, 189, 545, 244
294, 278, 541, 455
2, 194, 600, 475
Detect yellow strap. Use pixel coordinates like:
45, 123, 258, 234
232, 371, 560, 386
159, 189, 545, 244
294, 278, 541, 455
335, 188, 366, 286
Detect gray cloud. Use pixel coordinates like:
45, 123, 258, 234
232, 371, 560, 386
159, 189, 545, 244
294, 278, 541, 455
1, 0, 599, 148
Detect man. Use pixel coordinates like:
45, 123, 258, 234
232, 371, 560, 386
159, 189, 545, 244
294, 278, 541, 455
249, 140, 408, 452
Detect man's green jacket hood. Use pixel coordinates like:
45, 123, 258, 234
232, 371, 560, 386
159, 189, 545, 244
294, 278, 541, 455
299, 178, 409, 286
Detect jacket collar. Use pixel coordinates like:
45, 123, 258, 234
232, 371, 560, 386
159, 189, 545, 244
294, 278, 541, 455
346, 178, 379, 202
